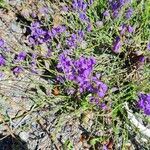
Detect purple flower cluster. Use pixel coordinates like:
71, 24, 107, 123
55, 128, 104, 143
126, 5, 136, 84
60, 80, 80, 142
66, 30, 84, 49
120, 24, 134, 35
88, 0, 94, 5
125, 7, 133, 19
12, 51, 27, 75
72, 0, 93, 31
107, 0, 133, 18
112, 24, 134, 53
72, 0, 94, 10
0, 54, 5, 66
90, 75, 108, 98
72, 0, 88, 12
28, 22, 51, 45
13, 66, 23, 75
28, 22, 66, 46
138, 93, 150, 115
0, 39, 25, 75
57, 53, 108, 100
51, 26, 66, 38
103, 10, 110, 18
113, 36, 122, 53
15, 51, 27, 62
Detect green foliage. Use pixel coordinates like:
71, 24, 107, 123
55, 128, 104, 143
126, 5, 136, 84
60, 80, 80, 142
0, 0, 5, 8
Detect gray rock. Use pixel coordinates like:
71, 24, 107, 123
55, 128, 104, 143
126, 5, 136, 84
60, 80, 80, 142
19, 131, 29, 142
11, 22, 23, 33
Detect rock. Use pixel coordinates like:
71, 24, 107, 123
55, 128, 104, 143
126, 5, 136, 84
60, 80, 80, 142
19, 131, 29, 142
81, 40, 87, 49
6, 108, 18, 118
11, 22, 23, 33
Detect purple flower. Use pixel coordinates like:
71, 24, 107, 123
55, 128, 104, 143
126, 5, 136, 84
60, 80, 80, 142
31, 22, 41, 28
28, 22, 51, 45
120, 24, 134, 35
13, 66, 23, 75
57, 53, 73, 77
92, 76, 108, 98
112, 36, 122, 53
51, 25, 66, 38
0, 54, 5, 66
147, 42, 150, 51
90, 96, 95, 103
119, 0, 131, 7
90, 97, 99, 104
127, 25, 134, 33
138, 93, 150, 115
31, 12, 36, 18
110, 1, 118, 10
113, 10, 120, 18
103, 145, 108, 150
108, 0, 132, 18
28, 37, 35, 45
79, 12, 88, 21
16, 51, 26, 62
0, 39, 4, 47
72, 0, 87, 11
72, 0, 78, 9
103, 10, 110, 17
88, 0, 94, 5
78, 30, 84, 39
66, 30, 84, 49
125, 7, 133, 19
66, 34, 77, 49
100, 103, 107, 110
45, 49, 51, 58
120, 24, 127, 35
110, 1, 119, 11
86, 23, 92, 32
72, 0, 91, 25
138, 55, 145, 62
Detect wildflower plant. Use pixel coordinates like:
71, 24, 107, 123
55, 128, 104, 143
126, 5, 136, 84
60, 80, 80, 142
0, 0, 150, 149
57, 53, 108, 104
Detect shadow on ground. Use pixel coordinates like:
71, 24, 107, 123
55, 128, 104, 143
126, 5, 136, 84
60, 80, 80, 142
0, 134, 28, 150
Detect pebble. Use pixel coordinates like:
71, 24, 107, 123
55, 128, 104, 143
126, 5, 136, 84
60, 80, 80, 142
81, 40, 87, 49
11, 22, 23, 33
19, 131, 29, 142
95, 21, 103, 27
